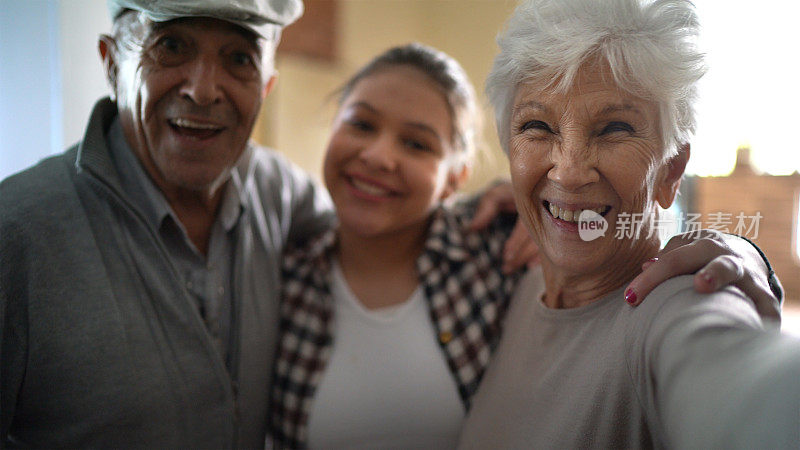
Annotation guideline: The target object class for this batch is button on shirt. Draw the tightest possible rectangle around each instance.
[107,118,243,369]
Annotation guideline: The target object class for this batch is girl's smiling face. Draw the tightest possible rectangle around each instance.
[323,65,462,240]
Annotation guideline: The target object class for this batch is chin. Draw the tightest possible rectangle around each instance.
[542,239,613,274]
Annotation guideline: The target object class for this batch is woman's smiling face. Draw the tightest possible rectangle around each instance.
[323,65,460,240]
[508,61,679,280]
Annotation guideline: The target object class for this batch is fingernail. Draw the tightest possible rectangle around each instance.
[700,271,713,284]
[625,288,637,305]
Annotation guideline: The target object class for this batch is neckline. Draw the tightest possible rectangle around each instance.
[331,259,422,323]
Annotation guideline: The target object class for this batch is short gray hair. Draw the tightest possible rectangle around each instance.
[486,0,706,157]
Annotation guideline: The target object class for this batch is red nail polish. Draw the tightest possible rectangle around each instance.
[648,257,659,263]
[701,272,713,283]
[625,289,637,305]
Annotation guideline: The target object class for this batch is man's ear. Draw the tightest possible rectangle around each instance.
[656,143,690,209]
[440,163,472,201]
[262,73,278,98]
[98,35,118,99]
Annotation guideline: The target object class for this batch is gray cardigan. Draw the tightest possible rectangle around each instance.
[0,98,333,448]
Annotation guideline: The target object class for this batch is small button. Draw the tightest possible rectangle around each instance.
[439,331,453,344]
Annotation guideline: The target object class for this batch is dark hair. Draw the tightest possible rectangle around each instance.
[339,43,480,165]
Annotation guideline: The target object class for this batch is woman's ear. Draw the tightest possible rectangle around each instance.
[656,143,690,209]
[98,35,118,100]
[440,163,472,201]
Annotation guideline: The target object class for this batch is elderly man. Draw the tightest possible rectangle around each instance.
[0,0,332,447]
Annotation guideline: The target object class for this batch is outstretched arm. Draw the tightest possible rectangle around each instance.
[625,230,782,323]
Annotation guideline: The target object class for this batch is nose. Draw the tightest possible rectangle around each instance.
[359,133,398,171]
[179,54,224,106]
[547,135,600,191]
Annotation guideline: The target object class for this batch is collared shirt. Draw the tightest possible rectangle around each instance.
[1,97,335,448]
[269,200,526,448]
[107,118,243,368]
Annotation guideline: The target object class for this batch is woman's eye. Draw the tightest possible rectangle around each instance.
[600,121,635,134]
[348,120,373,132]
[403,139,429,151]
[520,120,552,133]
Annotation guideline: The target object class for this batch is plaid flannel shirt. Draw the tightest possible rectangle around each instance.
[269,201,525,448]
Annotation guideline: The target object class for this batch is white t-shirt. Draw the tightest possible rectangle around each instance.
[306,261,464,449]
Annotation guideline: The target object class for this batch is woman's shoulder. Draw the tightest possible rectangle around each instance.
[626,275,764,351]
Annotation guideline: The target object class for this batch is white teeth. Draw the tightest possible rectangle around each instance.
[548,203,606,223]
[171,118,222,130]
[351,178,390,196]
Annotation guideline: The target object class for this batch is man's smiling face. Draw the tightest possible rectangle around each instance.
[106,14,275,196]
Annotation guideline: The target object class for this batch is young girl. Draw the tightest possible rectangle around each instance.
[268,43,782,449]
[270,44,502,448]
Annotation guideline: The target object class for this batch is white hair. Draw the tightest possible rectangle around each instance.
[486,0,706,158]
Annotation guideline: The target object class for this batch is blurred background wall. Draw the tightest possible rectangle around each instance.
[1,0,798,308]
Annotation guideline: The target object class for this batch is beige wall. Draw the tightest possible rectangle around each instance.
[253,0,519,192]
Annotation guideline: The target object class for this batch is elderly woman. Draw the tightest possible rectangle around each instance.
[458,0,799,448]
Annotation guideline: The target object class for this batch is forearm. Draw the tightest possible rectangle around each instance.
[643,286,799,448]
[657,328,800,448]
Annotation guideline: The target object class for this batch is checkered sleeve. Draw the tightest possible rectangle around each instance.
[269,232,336,449]
[418,200,525,408]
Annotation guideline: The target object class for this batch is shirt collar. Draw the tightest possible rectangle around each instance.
[422,204,471,262]
[107,117,173,229]
[296,203,471,270]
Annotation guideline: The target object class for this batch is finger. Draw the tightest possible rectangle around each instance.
[660,229,721,253]
[502,221,535,271]
[625,240,717,306]
[696,256,781,324]
[527,253,542,269]
[693,255,744,294]
[503,232,539,274]
[469,194,501,231]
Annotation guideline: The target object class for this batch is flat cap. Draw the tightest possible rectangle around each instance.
[107,0,304,38]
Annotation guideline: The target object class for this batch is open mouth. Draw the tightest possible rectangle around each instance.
[347,175,397,198]
[168,118,224,139]
[543,200,611,223]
